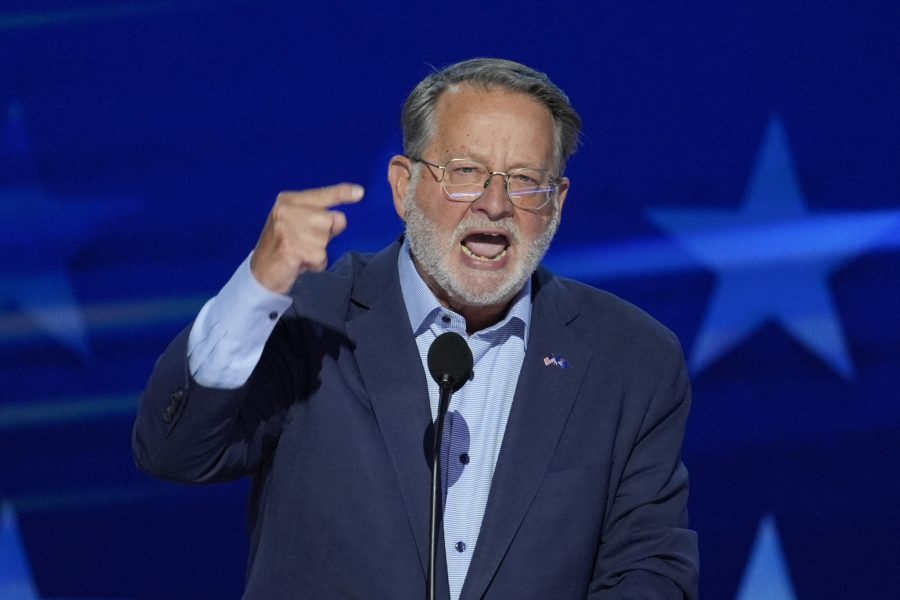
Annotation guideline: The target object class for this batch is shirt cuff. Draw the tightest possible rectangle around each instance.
[187,253,294,389]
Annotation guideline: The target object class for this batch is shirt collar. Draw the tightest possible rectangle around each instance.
[398,238,532,348]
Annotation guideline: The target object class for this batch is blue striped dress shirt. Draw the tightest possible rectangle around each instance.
[398,239,531,600]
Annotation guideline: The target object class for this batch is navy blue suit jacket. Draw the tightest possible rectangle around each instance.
[133,241,698,599]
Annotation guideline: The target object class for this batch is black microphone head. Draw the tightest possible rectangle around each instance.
[427,332,473,393]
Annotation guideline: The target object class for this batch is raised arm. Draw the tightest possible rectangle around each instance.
[132,184,363,483]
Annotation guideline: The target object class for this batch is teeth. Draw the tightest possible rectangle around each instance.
[461,244,508,262]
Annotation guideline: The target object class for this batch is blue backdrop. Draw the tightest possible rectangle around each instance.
[2,2,899,598]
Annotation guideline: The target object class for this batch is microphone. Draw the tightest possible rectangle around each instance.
[425,332,472,600]
[427,331,473,394]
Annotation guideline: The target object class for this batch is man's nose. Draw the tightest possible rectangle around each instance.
[471,173,514,220]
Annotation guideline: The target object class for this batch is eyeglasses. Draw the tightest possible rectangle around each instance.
[409,157,560,211]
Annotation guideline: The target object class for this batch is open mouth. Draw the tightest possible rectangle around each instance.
[460,232,510,262]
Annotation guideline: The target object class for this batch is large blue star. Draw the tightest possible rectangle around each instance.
[647,116,900,379]
[0,102,133,356]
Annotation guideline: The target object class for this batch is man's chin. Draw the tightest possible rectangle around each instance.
[446,268,526,308]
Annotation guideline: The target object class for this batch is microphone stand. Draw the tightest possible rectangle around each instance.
[425,331,471,600]
[427,375,454,600]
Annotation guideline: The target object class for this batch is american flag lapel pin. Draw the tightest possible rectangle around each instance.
[543,353,569,369]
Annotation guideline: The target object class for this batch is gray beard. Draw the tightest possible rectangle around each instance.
[403,179,559,308]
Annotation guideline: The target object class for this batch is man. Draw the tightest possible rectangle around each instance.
[133,58,699,599]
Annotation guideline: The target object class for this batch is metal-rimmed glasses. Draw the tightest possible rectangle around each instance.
[410,157,560,211]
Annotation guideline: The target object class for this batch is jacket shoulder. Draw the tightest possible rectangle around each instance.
[540,270,684,359]
[287,249,373,305]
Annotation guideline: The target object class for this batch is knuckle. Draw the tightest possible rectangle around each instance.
[303,251,328,272]
[307,211,331,230]
[331,213,347,234]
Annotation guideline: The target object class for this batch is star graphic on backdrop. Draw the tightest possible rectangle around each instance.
[0,504,39,600]
[0,101,134,356]
[734,514,797,600]
[647,115,900,379]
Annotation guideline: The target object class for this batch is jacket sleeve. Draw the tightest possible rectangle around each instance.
[588,338,699,599]
[132,318,303,484]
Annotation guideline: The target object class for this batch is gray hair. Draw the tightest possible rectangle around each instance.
[401,58,582,176]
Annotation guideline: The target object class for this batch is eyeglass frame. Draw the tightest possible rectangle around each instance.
[408,156,562,211]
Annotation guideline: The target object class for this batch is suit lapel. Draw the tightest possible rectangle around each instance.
[461,271,592,600]
[344,243,436,579]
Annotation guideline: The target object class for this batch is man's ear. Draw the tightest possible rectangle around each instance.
[555,176,570,213]
[388,155,412,219]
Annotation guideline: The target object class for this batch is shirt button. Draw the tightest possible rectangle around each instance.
[441,315,451,324]
[459,453,470,465]
[455,541,466,553]
[268,311,278,320]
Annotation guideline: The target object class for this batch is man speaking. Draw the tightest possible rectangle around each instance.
[133,58,699,599]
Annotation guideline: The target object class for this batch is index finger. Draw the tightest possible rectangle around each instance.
[280,183,365,208]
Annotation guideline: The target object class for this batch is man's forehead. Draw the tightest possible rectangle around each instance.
[429,84,556,161]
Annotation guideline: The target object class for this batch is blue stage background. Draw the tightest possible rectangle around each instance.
[2,2,899,598]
